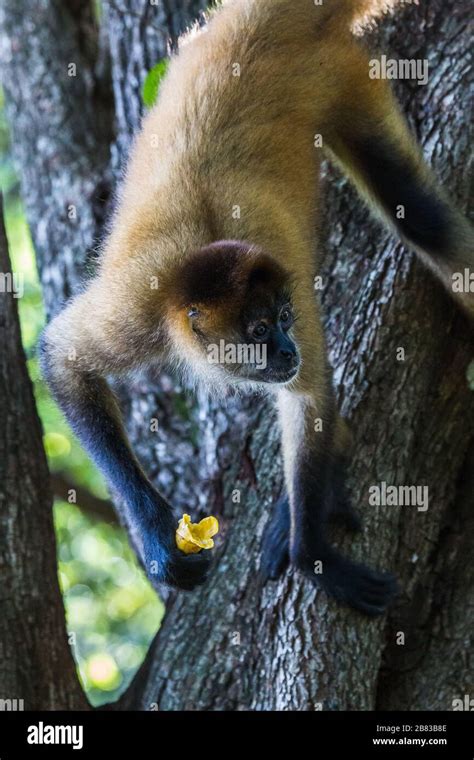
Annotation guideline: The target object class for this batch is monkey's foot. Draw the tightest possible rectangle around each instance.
[295,545,399,616]
[259,495,290,583]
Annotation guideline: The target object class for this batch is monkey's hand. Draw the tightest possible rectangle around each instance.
[142,536,211,591]
[140,510,211,591]
[293,543,399,617]
[166,549,212,591]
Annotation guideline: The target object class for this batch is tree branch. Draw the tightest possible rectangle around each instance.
[0,197,88,709]
[51,472,117,524]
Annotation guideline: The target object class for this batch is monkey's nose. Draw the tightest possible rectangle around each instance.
[280,348,298,365]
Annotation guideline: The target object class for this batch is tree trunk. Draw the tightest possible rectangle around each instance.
[0,0,472,711]
[0,200,87,710]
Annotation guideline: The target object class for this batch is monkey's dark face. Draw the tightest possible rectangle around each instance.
[172,241,300,386]
[238,290,300,384]
[187,289,300,386]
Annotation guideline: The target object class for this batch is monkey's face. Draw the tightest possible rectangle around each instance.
[169,240,300,387]
[239,290,300,384]
[187,289,300,386]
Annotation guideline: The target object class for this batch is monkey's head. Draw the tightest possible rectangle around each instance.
[167,241,300,387]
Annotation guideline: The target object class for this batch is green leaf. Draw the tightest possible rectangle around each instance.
[142,60,169,109]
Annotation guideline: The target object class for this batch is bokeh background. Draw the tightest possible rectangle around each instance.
[1,90,163,706]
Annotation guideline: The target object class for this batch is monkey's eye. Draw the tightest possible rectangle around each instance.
[280,307,293,325]
[188,306,199,319]
[253,323,269,340]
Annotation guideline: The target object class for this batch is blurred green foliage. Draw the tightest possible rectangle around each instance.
[55,502,164,704]
[1,92,163,707]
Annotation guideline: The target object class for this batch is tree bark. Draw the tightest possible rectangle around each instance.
[117,0,474,712]
[0,200,88,710]
[0,0,472,711]
[0,0,114,313]
[105,0,208,166]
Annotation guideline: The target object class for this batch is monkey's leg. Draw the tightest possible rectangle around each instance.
[40,286,210,592]
[326,458,362,533]
[274,297,397,614]
[325,416,362,532]
[260,418,359,584]
[279,382,397,615]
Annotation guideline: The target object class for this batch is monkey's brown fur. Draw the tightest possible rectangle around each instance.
[42,0,473,614]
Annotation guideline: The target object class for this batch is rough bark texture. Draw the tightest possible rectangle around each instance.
[0,201,88,710]
[105,0,207,166]
[0,0,472,710]
[0,0,114,314]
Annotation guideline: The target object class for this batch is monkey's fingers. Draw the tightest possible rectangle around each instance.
[167,551,212,591]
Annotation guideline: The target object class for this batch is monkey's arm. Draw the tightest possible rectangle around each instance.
[277,382,397,616]
[40,285,209,591]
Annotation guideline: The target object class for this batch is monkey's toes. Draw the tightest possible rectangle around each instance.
[298,548,399,616]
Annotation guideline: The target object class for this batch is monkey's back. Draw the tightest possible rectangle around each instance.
[102,0,399,276]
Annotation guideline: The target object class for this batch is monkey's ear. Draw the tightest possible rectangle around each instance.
[246,256,290,293]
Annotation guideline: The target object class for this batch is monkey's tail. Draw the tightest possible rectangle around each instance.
[321,22,474,317]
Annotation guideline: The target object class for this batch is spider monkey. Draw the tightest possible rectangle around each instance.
[41,0,473,615]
